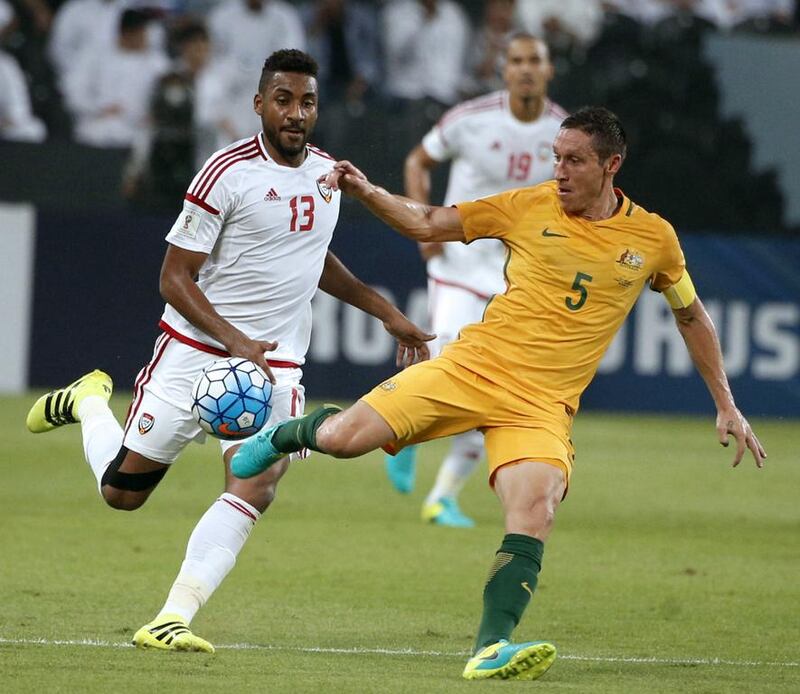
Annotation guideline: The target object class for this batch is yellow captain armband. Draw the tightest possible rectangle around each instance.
[662,271,697,309]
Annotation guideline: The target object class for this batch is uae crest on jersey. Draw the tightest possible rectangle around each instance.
[317,175,333,203]
[138,413,155,435]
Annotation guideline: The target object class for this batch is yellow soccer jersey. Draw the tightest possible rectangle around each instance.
[445,180,686,415]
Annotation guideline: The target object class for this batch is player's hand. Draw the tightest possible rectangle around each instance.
[382,312,435,368]
[326,160,370,198]
[418,241,444,261]
[716,406,766,468]
[225,334,279,384]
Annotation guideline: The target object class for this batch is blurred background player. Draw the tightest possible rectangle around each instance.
[385,33,567,528]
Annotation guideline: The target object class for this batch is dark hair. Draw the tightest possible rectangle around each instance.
[173,21,209,46]
[119,8,150,33]
[561,107,627,162]
[258,49,319,93]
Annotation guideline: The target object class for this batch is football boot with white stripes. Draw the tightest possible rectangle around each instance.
[26,369,112,433]
[132,614,215,653]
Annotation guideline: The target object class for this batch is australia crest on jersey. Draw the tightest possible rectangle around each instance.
[615,248,645,272]
[316,174,333,203]
[138,413,155,435]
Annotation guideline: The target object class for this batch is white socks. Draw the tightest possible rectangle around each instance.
[425,429,484,504]
[78,395,123,490]
[157,493,260,624]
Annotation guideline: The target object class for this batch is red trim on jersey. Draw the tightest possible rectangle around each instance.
[221,496,258,521]
[184,193,220,215]
[195,147,260,203]
[158,320,301,369]
[428,276,493,301]
[290,387,298,416]
[307,144,336,161]
[256,132,269,160]
[191,140,256,198]
[191,141,259,202]
[438,93,504,130]
[124,333,173,435]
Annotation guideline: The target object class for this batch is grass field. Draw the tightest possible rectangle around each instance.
[1,393,798,693]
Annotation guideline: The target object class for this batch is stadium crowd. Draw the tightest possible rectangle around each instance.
[1,0,797,228]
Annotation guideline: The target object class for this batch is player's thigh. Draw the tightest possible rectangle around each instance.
[483,425,574,491]
[100,447,170,510]
[360,357,488,451]
[123,336,211,465]
[428,281,488,354]
[221,376,305,510]
[492,459,567,539]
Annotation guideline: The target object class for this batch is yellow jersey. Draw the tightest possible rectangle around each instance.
[445,180,685,416]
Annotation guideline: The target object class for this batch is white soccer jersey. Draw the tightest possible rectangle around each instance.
[422,91,567,296]
[161,132,341,366]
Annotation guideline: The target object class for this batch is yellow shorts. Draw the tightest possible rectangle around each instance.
[360,356,575,486]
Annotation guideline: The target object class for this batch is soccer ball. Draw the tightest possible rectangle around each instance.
[191,357,273,440]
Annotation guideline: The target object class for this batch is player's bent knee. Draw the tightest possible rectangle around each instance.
[101,487,149,511]
[99,446,168,509]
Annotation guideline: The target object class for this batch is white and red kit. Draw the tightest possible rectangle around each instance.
[124,133,341,463]
[421,91,566,352]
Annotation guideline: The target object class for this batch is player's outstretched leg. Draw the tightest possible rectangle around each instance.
[132,614,215,653]
[26,369,112,433]
[231,404,342,478]
[384,445,417,494]
[462,640,556,680]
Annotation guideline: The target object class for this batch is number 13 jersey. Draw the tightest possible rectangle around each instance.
[161,133,341,365]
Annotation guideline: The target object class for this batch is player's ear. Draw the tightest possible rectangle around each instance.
[606,153,623,175]
[254,93,263,115]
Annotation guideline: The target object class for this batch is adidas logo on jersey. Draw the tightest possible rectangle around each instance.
[264,187,282,201]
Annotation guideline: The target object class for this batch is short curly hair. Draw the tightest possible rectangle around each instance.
[258,49,319,93]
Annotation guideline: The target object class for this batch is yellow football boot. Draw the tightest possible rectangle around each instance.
[462,639,556,680]
[132,614,215,653]
[26,369,113,433]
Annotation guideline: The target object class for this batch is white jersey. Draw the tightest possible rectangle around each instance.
[161,132,341,366]
[422,91,567,296]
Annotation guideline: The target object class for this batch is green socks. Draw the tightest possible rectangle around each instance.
[270,404,341,453]
[474,533,544,653]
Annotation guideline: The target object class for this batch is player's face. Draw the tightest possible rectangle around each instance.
[503,38,553,101]
[553,128,619,215]
[255,72,319,165]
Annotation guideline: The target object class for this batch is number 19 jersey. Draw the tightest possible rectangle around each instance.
[160,133,341,365]
[422,91,566,296]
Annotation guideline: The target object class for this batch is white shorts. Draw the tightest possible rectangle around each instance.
[427,278,492,357]
[122,333,306,464]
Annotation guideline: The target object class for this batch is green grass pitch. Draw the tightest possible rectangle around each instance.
[1,393,798,692]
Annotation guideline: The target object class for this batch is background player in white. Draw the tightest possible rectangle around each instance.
[25,49,432,652]
[386,34,567,528]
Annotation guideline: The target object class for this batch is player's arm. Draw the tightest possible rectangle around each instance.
[318,250,435,367]
[159,244,278,382]
[404,144,444,260]
[666,279,766,468]
[327,160,465,244]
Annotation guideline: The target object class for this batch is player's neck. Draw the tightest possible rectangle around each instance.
[262,134,308,168]
[508,94,545,123]
[580,187,622,222]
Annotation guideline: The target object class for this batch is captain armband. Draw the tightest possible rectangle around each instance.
[662,271,697,309]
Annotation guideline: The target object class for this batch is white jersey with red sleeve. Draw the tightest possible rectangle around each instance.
[160,132,341,366]
[421,91,567,297]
